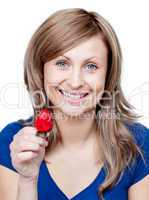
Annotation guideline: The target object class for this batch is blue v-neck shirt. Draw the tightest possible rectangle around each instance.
[0,118,149,200]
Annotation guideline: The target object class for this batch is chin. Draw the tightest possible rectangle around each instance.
[57,103,95,118]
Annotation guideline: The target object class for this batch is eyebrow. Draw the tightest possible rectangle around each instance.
[58,55,100,62]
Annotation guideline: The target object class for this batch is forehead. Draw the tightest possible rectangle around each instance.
[60,34,108,61]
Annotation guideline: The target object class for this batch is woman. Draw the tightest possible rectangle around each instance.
[0,8,149,200]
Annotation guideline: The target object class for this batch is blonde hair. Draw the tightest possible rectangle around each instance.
[21,8,144,199]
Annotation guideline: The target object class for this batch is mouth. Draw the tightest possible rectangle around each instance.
[56,88,89,105]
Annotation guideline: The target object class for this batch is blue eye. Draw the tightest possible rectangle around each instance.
[86,63,97,71]
[56,60,68,70]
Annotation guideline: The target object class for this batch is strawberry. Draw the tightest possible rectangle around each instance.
[34,108,53,139]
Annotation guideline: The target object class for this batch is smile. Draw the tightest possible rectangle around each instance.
[57,89,89,105]
[59,89,88,98]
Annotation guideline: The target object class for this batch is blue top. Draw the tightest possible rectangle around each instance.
[0,118,149,200]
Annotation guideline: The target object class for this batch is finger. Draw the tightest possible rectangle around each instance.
[16,151,39,162]
[22,127,38,137]
[13,126,37,140]
[10,138,48,155]
[13,127,48,145]
[23,134,48,147]
[13,141,44,153]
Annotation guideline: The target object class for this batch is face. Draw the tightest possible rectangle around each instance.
[44,34,108,117]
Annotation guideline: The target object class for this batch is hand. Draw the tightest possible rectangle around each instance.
[9,126,48,179]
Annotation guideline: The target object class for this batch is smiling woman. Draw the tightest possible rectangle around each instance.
[0,7,149,200]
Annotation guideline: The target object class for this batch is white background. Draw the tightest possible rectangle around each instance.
[0,0,149,130]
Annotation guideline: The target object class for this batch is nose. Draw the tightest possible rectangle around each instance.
[67,68,84,89]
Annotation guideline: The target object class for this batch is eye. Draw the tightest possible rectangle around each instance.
[55,60,68,70]
[85,63,98,71]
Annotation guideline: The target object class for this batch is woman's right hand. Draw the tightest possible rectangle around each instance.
[9,126,48,179]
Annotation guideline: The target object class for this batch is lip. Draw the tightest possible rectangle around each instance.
[57,87,89,96]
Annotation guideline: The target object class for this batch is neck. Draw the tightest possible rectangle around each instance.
[53,109,98,151]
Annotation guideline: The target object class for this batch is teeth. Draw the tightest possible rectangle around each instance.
[60,90,85,99]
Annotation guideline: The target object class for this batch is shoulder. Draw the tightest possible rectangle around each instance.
[125,122,149,199]
[0,116,33,142]
[124,121,149,147]
[0,121,22,141]
[124,121,149,166]
[123,121,149,187]
[124,121,149,134]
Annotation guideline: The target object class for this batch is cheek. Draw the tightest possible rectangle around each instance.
[87,72,106,92]
[44,66,64,88]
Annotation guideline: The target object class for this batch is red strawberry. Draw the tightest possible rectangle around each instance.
[34,108,53,138]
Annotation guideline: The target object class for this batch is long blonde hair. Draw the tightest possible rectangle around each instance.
[21,8,144,199]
